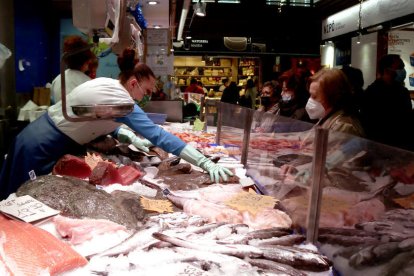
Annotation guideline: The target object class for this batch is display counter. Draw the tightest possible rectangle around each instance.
[213,101,414,275]
[1,102,413,275]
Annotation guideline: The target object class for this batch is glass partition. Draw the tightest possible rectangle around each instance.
[214,102,414,273]
[316,128,414,274]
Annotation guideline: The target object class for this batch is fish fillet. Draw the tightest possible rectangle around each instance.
[0,214,87,275]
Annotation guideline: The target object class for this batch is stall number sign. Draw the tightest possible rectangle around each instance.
[140,196,174,213]
[225,191,277,216]
[0,195,60,223]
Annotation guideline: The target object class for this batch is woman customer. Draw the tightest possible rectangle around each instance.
[305,68,364,136]
[0,49,232,199]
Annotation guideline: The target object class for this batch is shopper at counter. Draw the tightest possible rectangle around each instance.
[0,53,232,200]
[360,54,413,151]
[281,68,365,178]
[278,73,310,122]
[253,81,282,132]
[305,68,365,136]
[185,78,205,94]
[258,81,281,114]
[239,78,257,109]
[220,81,239,105]
[50,35,96,105]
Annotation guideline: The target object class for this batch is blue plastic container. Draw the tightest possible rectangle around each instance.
[147,113,167,124]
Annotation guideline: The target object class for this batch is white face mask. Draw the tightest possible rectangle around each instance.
[305,97,325,119]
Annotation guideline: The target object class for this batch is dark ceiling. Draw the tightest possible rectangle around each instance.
[51,0,360,54]
[171,0,360,54]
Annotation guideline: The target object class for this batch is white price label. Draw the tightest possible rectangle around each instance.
[0,195,60,223]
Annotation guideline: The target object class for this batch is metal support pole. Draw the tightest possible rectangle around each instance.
[215,102,222,145]
[306,126,329,244]
[240,108,253,166]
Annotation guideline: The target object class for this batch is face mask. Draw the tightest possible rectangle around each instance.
[281,94,292,102]
[305,98,325,119]
[136,94,151,108]
[395,69,406,84]
[260,96,271,107]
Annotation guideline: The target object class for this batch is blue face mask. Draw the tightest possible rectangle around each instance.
[395,68,407,84]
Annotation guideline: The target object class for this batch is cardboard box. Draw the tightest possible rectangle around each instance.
[33,87,50,106]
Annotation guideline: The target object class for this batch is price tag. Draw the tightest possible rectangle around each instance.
[225,191,278,216]
[140,196,174,213]
[0,195,60,223]
[239,177,255,188]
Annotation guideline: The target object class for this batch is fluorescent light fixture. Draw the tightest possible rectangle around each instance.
[147,1,159,5]
[391,22,414,30]
[153,25,161,29]
[194,2,206,17]
[218,0,241,3]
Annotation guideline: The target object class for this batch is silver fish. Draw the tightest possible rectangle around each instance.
[174,247,254,271]
[91,224,161,258]
[381,251,414,276]
[348,242,400,268]
[153,232,263,258]
[261,246,330,271]
[318,233,380,246]
[247,258,307,276]
[248,234,305,247]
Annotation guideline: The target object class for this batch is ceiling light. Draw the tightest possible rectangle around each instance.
[194,2,206,17]
[147,1,159,5]
[153,25,161,29]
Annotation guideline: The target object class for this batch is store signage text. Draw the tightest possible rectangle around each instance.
[190,39,209,48]
[323,20,346,35]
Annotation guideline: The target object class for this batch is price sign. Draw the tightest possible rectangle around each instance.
[140,196,174,213]
[0,195,60,223]
[225,191,278,216]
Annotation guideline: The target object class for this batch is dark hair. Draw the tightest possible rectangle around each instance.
[190,78,198,85]
[261,81,279,99]
[378,54,404,74]
[117,48,155,85]
[341,65,364,88]
[63,35,94,70]
[246,79,255,89]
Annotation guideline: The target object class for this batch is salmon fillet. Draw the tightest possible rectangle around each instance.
[0,214,88,275]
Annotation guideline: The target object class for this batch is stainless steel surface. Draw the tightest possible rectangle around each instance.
[71,104,134,119]
[142,100,183,122]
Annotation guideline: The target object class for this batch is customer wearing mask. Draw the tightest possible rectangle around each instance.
[305,68,364,136]
[258,81,281,114]
[281,68,365,180]
[360,54,413,151]
[278,73,310,122]
[254,81,281,132]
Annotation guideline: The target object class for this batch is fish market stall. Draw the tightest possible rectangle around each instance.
[2,102,414,275]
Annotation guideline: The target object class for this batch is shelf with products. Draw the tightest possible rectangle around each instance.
[237,57,261,86]
[174,56,238,90]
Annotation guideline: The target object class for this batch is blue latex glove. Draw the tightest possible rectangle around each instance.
[179,145,233,183]
[117,128,153,153]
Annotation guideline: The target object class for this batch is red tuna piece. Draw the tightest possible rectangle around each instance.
[118,165,143,185]
[89,161,122,185]
[52,154,92,179]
